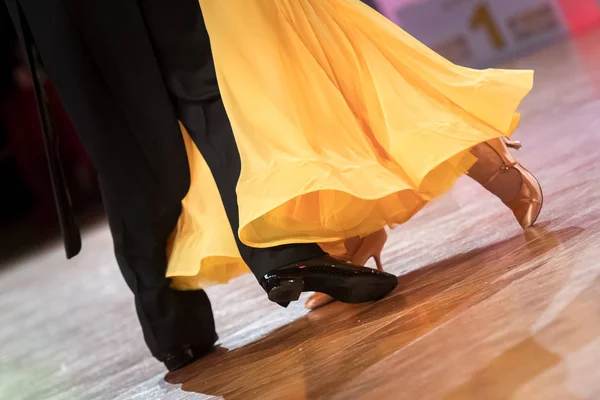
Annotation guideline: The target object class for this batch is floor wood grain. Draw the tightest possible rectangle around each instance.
[2,30,600,400]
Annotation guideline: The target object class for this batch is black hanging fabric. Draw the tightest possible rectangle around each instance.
[8,2,81,258]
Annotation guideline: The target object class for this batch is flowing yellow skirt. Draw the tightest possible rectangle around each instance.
[167,0,534,290]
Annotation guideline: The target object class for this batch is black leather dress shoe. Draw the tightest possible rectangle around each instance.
[260,255,398,306]
[162,342,216,372]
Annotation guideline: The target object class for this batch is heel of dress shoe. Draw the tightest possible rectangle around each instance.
[265,277,305,303]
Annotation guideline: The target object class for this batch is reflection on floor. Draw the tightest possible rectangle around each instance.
[2,30,600,400]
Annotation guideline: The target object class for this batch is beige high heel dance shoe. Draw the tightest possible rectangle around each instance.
[305,229,388,310]
[468,137,543,229]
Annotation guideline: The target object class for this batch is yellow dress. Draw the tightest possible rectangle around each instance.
[167,0,534,290]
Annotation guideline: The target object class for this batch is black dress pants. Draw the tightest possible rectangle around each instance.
[7,0,325,360]
[137,0,326,279]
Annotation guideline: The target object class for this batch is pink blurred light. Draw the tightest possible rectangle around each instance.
[556,0,600,35]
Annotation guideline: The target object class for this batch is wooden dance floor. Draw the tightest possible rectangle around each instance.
[2,31,600,400]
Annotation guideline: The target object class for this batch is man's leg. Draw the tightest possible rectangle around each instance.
[138,0,326,281]
[138,0,398,307]
[102,188,217,365]
[9,0,217,366]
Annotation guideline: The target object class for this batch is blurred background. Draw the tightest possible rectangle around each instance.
[0,0,599,258]
[0,2,101,262]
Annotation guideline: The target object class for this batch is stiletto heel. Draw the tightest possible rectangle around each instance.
[305,229,388,310]
[503,138,522,150]
[350,229,387,269]
[468,137,543,229]
[373,254,383,272]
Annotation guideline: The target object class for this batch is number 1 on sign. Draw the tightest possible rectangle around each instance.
[470,3,507,50]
